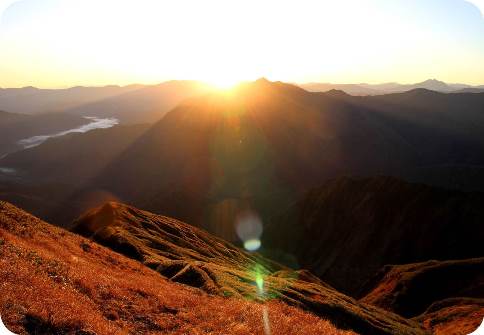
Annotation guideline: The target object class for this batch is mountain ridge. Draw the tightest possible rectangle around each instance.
[70,201,426,335]
[0,201,360,335]
[264,176,484,295]
[301,78,484,95]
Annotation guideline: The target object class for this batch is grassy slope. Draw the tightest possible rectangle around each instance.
[0,201,354,335]
[416,298,484,335]
[71,202,425,335]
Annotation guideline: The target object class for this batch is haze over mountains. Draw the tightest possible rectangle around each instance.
[0,81,210,157]
[0,85,142,115]
[301,79,484,96]
[2,78,482,120]
[0,81,210,123]
[2,79,484,223]
[1,78,482,158]
[0,110,88,156]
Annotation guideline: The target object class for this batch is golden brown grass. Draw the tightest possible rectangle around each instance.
[415,298,484,335]
[0,201,355,335]
[70,202,426,335]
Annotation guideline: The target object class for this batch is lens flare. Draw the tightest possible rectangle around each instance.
[262,307,272,335]
[252,265,271,335]
[238,213,271,334]
[244,239,261,251]
[256,273,264,295]
[235,210,263,251]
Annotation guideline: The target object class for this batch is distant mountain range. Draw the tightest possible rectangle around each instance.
[301,79,484,95]
[0,85,141,115]
[1,79,483,123]
[2,79,484,227]
[0,81,211,124]
[64,81,211,124]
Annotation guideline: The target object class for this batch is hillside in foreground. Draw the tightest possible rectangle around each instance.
[71,202,423,335]
[0,201,354,335]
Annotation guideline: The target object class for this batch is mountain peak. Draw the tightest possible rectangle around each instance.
[255,77,271,84]
[415,79,449,90]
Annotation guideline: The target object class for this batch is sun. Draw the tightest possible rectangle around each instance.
[204,75,243,90]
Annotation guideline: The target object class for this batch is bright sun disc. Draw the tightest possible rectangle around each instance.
[205,76,241,90]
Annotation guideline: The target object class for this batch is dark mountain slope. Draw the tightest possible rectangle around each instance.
[83,79,415,238]
[0,110,29,124]
[263,177,484,296]
[360,258,484,335]
[323,89,484,191]
[361,258,484,317]
[71,201,426,335]
[0,124,151,228]
[1,124,149,183]
[0,201,358,335]
[337,90,484,170]
[3,80,484,237]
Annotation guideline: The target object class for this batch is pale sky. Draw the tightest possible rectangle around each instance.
[1,0,484,88]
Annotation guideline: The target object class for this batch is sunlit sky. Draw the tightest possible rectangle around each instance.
[0,0,484,88]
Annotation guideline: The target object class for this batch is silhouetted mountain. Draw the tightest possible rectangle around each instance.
[405,79,451,92]
[2,80,484,230]
[0,85,141,114]
[301,83,384,95]
[65,81,212,124]
[302,79,484,95]
[79,79,417,235]
[334,89,484,190]
[368,79,453,93]
[264,177,484,295]
[70,201,425,335]
[360,258,484,334]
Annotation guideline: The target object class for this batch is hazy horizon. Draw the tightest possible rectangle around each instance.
[1,0,484,88]
[1,77,484,90]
